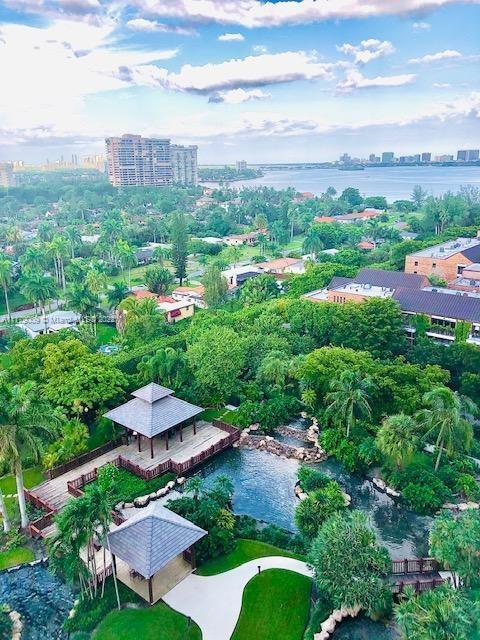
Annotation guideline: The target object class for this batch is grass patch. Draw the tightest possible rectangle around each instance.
[0,546,35,570]
[231,569,312,640]
[96,324,118,346]
[87,467,175,504]
[93,602,201,640]
[197,539,304,576]
[0,290,28,315]
[0,467,44,495]
[201,407,238,424]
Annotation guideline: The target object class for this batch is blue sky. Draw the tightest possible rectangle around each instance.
[0,0,479,164]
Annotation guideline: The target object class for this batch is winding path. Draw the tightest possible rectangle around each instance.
[163,556,313,640]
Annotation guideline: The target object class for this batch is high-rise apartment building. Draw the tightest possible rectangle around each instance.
[236,160,247,171]
[457,149,480,162]
[171,145,198,185]
[421,152,432,162]
[0,163,16,188]
[105,135,173,187]
[381,152,395,163]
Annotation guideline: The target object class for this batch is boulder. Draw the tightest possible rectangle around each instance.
[177,477,186,485]
[134,495,150,508]
[298,492,308,501]
[332,610,344,622]
[385,487,401,498]
[156,487,169,498]
[149,492,158,501]
[321,617,336,634]
[124,502,134,509]
[458,503,470,511]
[342,492,352,506]
[442,502,458,510]
[166,481,175,490]
[466,502,480,509]
[115,501,125,511]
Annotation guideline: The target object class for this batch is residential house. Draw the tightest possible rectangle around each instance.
[224,229,266,246]
[18,310,81,338]
[172,285,206,308]
[221,264,263,288]
[449,263,480,293]
[135,247,155,265]
[256,257,305,276]
[314,208,384,225]
[405,233,480,282]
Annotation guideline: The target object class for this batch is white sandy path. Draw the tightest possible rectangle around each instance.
[163,556,313,640]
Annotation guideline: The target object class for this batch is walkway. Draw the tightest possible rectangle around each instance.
[30,421,226,511]
[163,556,313,640]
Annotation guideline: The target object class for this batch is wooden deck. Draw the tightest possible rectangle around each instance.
[31,421,226,511]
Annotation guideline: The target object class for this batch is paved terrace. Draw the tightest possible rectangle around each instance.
[30,421,225,511]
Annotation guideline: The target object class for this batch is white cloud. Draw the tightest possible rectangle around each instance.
[253,45,267,54]
[412,21,431,29]
[120,51,338,94]
[0,19,178,132]
[337,68,416,91]
[126,18,197,35]
[409,49,462,63]
[218,33,244,41]
[209,88,270,103]
[337,39,395,64]
[433,82,451,88]
[128,0,480,28]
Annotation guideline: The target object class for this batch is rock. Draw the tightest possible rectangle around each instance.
[321,617,336,634]
[124,502,134,509]
[342,492,352,506]
[466,501,480,509]
[149,492,158,500]
[385,486,401,498]
[266,435,273,441]
[314,632,330,640]
[115,501,125,510]
[134,495,150,508]
[259,439,266,447]
[156,487,168,498]
[373,478,386,491]
[442,502,458,510]
[177,477,186,485]
[298,492,308,501]
[458,503,470,511]
[332,610,344,622]
[166,481,175,490]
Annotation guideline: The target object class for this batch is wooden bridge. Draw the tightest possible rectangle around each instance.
[390,557,447,594]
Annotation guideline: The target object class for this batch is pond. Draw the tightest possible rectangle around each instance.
[200,447,432,558]
[0,563,74,640]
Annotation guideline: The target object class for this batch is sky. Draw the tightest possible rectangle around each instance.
[0,0,479,164]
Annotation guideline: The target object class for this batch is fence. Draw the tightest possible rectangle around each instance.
[28,511,57,538]
[391,558,439,575]
[392,577,445,595]
[45,437,124,480]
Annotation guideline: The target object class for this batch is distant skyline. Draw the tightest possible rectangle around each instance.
[0,0,479,164]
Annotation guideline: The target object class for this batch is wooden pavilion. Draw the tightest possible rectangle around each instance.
[106,501,207,604]
[104,383,204,459]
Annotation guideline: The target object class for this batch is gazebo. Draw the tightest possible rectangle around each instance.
[106,502,207,603]
[104,383,204,458]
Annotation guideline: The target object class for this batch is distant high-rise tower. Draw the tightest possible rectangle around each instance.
[421,152,431,162]
[457,149,479,162]
[105,135,173,187]
[171,145,198,185]
[236,160,247,172]
[381,152,395,163]
[0,163,16,188]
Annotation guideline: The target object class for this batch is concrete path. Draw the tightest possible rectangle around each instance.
[163,556,313,640]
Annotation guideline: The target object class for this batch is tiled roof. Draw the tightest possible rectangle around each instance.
[256,258,301,270]
[104,385,203,438]
[108,502,207,579]
[462,245,480,262]
[354,268,428,289]
[394,288,480,323]
[327,276,353,290]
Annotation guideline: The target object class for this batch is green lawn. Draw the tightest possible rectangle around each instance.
[96,323,118,346]
[197,539,304,576]
[0,290,28,315]
[231,569,312,640]
[0,546,35,570]
[0,467,44,495]
[93,602,201,640]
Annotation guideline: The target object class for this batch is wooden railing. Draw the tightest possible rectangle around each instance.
[391,558,439,575]
[66,425,241,495]
[45,437,124,480]
[24,489,56,513]
[392,577,445,595]
[28,511,57,538]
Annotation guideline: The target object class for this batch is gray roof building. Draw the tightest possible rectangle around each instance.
[104,383,204,457]
[108,502,207,580]
[394,288,480,324]
[354,268,428,290]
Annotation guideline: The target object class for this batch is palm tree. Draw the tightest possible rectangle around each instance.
[65,226,82,259]
[324,370,373,438]
[0,382,60,528]
[0,486,11,532]
[106,282,129,309]
[20,245,47,273]
[302,228,324,260]
[48,235,69,291]
[417,387,475,471]
[138,347,187,388]
[19,271,57,327]
[185,476,203,502]
[115,240,137,289]
[376,414,418,470]
[66,283,99,320]
[0,257,12,321]
[256,351,290,389]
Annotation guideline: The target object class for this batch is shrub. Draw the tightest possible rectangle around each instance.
[0,605,12,640]
[295,481,347,539]
[86,466,175,504]
[297,466,330,492]
[455,474,480,501]
[42,419,89,470]
[402,480,451,514]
